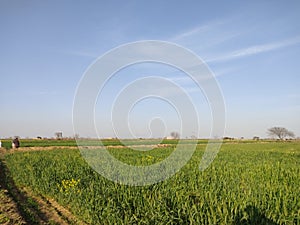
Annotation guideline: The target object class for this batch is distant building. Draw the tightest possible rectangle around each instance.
[55,132,63,140]
[165,136,175,140]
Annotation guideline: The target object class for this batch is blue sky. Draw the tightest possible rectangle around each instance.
[1,1,300,139]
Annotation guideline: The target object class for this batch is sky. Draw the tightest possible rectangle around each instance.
[0,0,300,139]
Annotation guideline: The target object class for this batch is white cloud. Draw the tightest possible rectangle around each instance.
[61,49,99,58]
[208,36,300,63]
[168,17,244,52]
[170,20,226,42]
[35,90,58,96]
[171,25,210,41]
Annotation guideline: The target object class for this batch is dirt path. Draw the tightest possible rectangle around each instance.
[0,188,26,225]
[0,148,86,225]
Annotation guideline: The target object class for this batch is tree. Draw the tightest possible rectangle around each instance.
[170,131,180,139]
[286,130,295,139]
[267,127,295,140]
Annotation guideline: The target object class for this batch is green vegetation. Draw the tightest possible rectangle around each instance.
[4,142,300,224]
[0,137,280,149]
[1,138,177,148]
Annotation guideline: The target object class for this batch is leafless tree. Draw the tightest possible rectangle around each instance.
[267,127,295,140]
[286,131,295,139]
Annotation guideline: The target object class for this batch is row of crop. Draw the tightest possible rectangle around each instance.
[4,142,300,224]
[1,138,291,149]
[1,138,179,148]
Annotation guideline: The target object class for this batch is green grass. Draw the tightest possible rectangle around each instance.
[4,142,300,224]
[1,137,276,149]
[1,138,181,148]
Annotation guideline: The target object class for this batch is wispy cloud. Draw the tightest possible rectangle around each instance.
[170,20,226,42]
[35,90,58,96]
[60,49,99,58]
[166,64,236,83]
[208,36,300,63]
[168,16,245,52]
[47,46,99,58]
[170,25,211,42]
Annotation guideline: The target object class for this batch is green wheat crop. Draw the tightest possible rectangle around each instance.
[4,142,300,224]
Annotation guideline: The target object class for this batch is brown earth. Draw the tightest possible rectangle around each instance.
[0,188,26,225]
